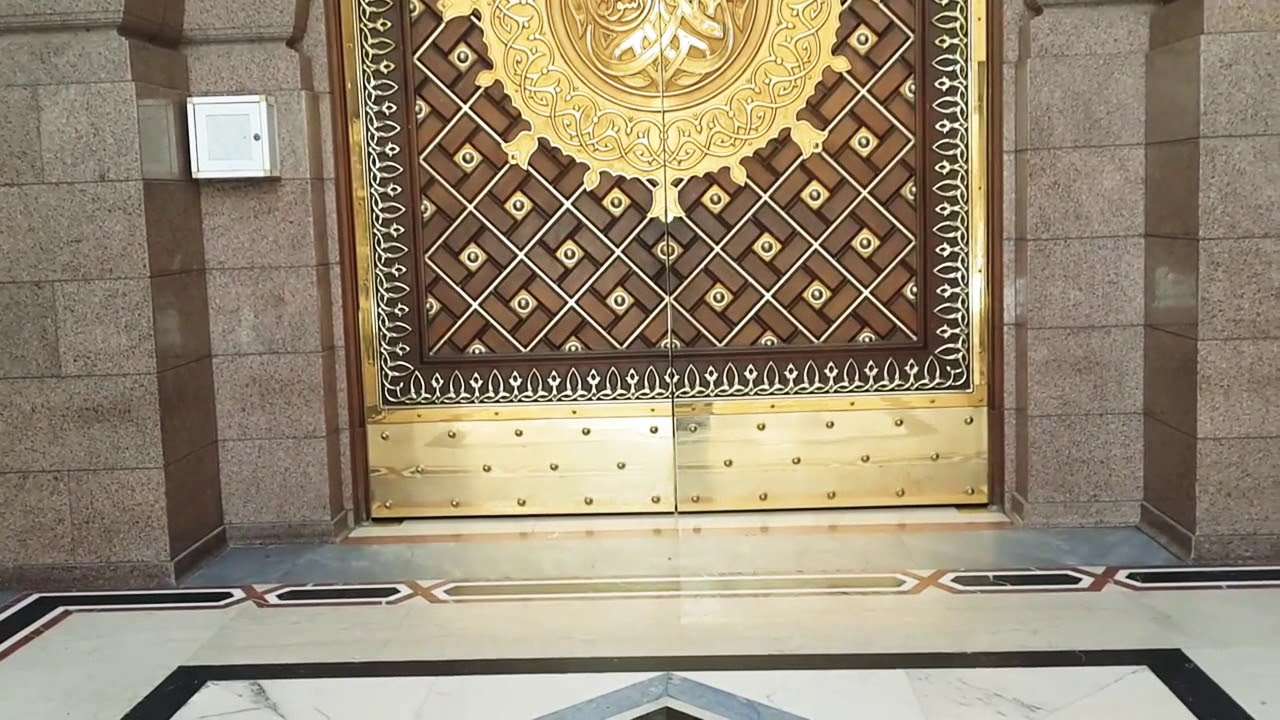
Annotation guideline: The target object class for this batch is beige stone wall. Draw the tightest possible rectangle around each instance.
[184,0,350,544]
[1006,0,1152,526]
[1142,0,1280,561]
[0,1,222,587]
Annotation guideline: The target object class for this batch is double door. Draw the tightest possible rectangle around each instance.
[340,0,991,516]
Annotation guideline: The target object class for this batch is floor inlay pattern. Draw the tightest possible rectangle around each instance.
[0,566,1276,719]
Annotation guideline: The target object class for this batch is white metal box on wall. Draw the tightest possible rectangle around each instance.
[186,95,280,179]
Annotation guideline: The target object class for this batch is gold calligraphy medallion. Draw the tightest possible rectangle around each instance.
[436,0,851,217]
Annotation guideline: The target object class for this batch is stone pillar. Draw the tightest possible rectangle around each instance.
[0,1,223,587]
[184,0,350,543]
[1008,0,1151,525]
[1142,0,1280,561]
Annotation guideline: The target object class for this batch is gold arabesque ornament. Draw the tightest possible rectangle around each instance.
[436,0,851,217]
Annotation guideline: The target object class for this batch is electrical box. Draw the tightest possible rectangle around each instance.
[186,95,279,179]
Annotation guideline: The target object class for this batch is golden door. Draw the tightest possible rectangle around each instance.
[338,0,992,517]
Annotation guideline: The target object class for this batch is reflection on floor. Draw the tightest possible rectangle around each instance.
[3,517,1274,719]
[183,523,1181,588]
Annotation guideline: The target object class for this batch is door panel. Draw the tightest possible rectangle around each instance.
[342,0,990,517]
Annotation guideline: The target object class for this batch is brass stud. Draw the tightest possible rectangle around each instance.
[803,280,831,309]
[584,496,594,506]
[382,500,393,509]
[861,454,871,463]
[752,232,781,262]
[379,431,390,440]
[691,494,701,503]
[517,498,527,507]
[964,416,975,425]
[688,424,699,433]
[415,465,425,474]
[724,459,733,467]
[801,180,829,210]
[931,452,940,461]
[965,486,976,496]
[508,291,538,318]
[450,498,460,508]
[849,127,881,159]
[851,229,881,258]
[482,464,492,473]
[447,430,457,439]
[825,420,835,429]
[650,426,659,434]
[458,242,488,271]
[827,490,837,500]
[756,422,766,431]
[758,492,769,501]
[894,418,904,426]
[550,462,559,471]
[791,457,801,465]
[514,429,524,437]
[582,427,591,436]
[617,461,627,470]
[651,495,662,504]
[896,488,906,498]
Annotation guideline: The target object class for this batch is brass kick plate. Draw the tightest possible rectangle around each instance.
[367,406,988,517]
[368,416,676,518]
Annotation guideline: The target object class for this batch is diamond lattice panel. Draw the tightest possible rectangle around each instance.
[665,0,918,350]
[412,9,673,357]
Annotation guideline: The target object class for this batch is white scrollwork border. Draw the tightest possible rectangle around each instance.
[352,0,976,407]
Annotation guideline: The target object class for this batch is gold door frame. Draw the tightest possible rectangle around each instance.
[334,0,994,517]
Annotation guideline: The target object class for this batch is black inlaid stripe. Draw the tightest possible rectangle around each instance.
[273,586,404,603]
[1126,568,1280,586]
[0,590,236,648]
[950,572,1086,588]
[122,650,1255,720]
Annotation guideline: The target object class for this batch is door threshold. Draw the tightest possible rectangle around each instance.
[344,506,1011,543]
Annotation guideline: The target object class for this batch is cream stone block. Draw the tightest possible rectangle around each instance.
[208,266,328,355]
[0,282,59,378]
[1199,136,1280,239]
[1025,146,1144,239]
[1145,235,1198,338]
[0,182,150,282]
[1196,437,1280,535]
[1026,326,1143,415]
[1026,413,1143,503]
[1145,37,1201,144]
[1201,32,1280,137]
[55,279,156,376]
[202,180,325,268]
[1025,54,1145,148]
[1197,338,1280,438]
[1024,237,1143,328]
[38,82,141,183]
[219,437,336,524]
[69,469,169,563]
[1199,238,1280,340]
[1026,3,1151,57]
[0,86,42,183]
[213,352,334,440]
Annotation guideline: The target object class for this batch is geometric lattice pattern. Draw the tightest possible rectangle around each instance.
[412,0,917,356]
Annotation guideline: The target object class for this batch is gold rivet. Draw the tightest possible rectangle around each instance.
[825,420,835,429]
[691,494,701,503]
[447,430,457,439]
[482,464,492,473]
[724,459,733,467]
[896,488,906,498]
[688,424,698,433]
[650,426,659,434]
[550,462,559,471]
[965,486,976,496]
[894,418,904,427]
[582,427,591,435]
[827,490,836,499]
[758,492,768,501]
[584,496,594,505]
[414,464,424,474]
[861,454,871,463]
[517,498,527,506]
[380,431,390,440]
[756,422,766,431]
[617,461,627,470]
[651,495,661,504]
[382,500,392,509]
[792,457,801,465]
[964,416,974,425]
[450,498,459,508]
[515,429,523,437]
[931,453,940,461]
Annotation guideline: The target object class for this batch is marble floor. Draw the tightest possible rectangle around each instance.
[2,517,1275,719]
